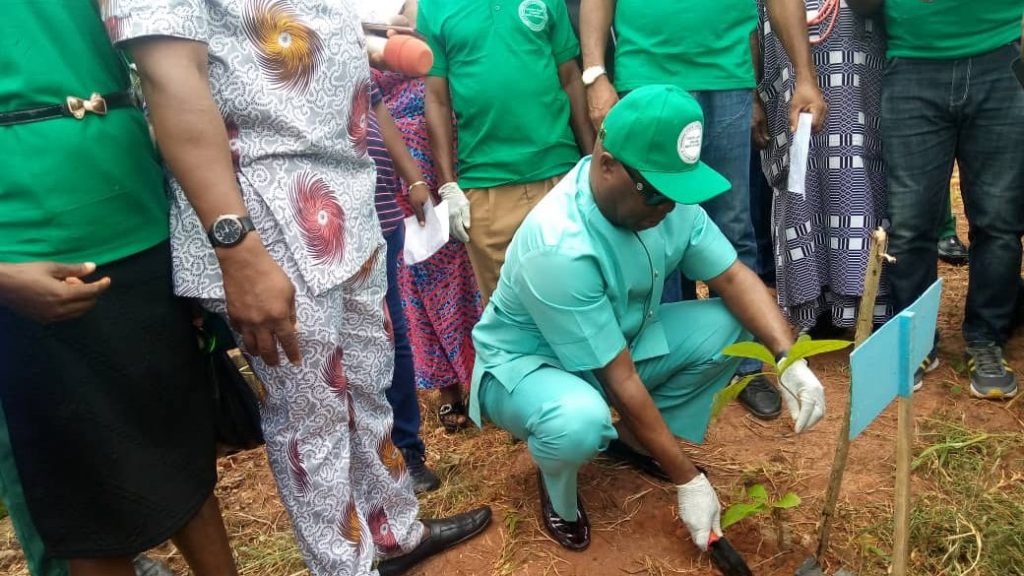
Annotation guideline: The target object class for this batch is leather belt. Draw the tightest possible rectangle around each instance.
[0,91,136,127]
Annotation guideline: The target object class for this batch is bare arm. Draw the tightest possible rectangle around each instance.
[764,0,828,131]
[706,261,794,357]
[424,76,458,185]
[580,0,614,70]
[374,100,429,223]
[580,0,619,128]
[751,30,769,149]
[594,348,701,485]
[129,37,300,366]
[559,59,596,155]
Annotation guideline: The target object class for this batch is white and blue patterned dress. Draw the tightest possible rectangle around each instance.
[757,1,891,329]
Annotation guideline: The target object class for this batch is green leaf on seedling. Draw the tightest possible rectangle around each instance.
[773,492,802,509]
[722,341,777,367]
[721,502,766,529]
[778,339,853,373]
[710,374,759,420]
[747,483,769,504]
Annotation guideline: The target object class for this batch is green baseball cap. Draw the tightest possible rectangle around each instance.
[601,85,731,204]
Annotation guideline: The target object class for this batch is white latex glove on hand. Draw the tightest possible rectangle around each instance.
[676,473,722,551]
[778,358,826,433]
[439,181,471,243]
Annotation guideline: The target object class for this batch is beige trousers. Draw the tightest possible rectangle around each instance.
[465,174,563,307]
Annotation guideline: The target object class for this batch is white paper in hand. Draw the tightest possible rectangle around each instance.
[787,112,813,198]
[403,200,450,265]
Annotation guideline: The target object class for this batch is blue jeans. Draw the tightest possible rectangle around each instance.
[383,225,426,457]
[663,89,759,374]
[749,146,776,285]
[883,43,1024,345]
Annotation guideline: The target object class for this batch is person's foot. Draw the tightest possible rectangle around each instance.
[737,374,782,420]
[401,448,441,494]
[132,555,175,576]
[937,236,969,266]
[603,438,670,482]
[537,470,590,551]
[913,347,940,391]
[965,343,1018,400]
[437,387,470,433]
[376,507,492,576]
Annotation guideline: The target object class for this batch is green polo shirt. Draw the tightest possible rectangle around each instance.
[468,157,737,423]
[613,0,758,93]
[885,0,1023,60]
[0,0,168,265]
[418,0,582,189]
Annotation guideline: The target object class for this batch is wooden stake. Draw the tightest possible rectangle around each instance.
[892,394,914,576]
[816,228,892,561]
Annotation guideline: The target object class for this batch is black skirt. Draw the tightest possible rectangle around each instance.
[0,242,217,558]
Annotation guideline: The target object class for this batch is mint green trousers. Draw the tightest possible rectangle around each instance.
[479,300,748,521]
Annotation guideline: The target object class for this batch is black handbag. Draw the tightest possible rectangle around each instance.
[195,309,266,453]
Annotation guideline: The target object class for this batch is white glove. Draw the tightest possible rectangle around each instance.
[676,473,722,551]
[778,357,826,434]
[439,182,471,243]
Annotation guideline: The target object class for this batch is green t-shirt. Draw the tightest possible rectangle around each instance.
[613,0,758,93]
[419,0,582,189]
[0,0,168,265]
[885,0,1023,60]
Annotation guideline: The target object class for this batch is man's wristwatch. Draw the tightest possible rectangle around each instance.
[208,214,255,248]
[581,65,607,87]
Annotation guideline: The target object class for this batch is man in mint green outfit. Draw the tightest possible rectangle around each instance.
[470,86,827,553]
[579,0,827,421]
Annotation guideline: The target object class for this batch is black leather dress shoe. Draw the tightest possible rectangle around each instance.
[376,506,492,576]
[737,374,782,420]
[537,470,590,551]
[603,439,671,482]
[937,235,969,266]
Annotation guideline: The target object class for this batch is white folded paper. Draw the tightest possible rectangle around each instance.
[787,112,813,197]
[403,200,450,265]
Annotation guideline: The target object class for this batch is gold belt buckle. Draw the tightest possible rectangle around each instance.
[66,93,108,120]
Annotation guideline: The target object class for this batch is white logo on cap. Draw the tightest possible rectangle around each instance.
[678,121,703,164]
[519,0,548,32]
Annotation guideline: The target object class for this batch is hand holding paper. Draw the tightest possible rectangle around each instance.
[403,200,450,265]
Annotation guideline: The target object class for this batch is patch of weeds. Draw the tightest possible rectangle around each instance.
[0,501,6,521]
[234,532,306,576]
[494,511,523,576]
[862,417,1024,575]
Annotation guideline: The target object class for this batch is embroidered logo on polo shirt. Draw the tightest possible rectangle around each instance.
[518,0,548,32]
[678,121,703,165]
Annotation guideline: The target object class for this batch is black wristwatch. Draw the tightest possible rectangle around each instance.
[207,215,255,248]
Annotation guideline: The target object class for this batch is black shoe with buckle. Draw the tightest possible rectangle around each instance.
[537,470,590,551]
[737,374,782,420]
[376,507,492,576]
[937,236,969,266]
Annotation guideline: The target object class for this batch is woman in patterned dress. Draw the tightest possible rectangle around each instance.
[755,1,890,332]
[373,0,482,431]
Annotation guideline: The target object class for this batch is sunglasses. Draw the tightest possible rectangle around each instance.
[621,163,674,206]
